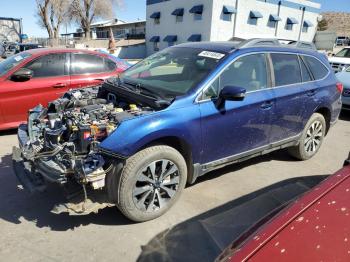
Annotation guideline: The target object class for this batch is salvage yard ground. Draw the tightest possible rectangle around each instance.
[0,112,349,262]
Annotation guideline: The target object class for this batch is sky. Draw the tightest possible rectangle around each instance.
[0,0,349,37]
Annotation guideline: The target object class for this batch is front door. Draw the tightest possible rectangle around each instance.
[1,53,70,126]
[199,53,275,164]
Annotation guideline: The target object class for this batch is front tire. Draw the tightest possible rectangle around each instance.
[112,145,187,222]
[288,113,326,160]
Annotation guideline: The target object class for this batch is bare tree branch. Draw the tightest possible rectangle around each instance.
[70,0,124,40]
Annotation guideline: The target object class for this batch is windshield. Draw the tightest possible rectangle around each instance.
[0,52,31,76]
[121,47,226,96]
[335,48,350,58]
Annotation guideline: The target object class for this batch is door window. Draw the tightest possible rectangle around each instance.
[299,56,313,82]
[303,56,329,80]
[271,53,301,86]
[202,53,268,99]
[25,53,67,78]
[72,54,105,74]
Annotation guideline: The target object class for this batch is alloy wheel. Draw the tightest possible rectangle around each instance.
[304,120,323,154]
[133,159,180,212]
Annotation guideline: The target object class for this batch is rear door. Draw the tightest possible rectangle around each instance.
[69,53,118,90]
[268,53,311,143]
[1,52,70,125]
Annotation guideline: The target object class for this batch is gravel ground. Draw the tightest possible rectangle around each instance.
[0,112,349,262]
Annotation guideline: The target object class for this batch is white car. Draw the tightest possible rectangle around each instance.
[329,47,350,72]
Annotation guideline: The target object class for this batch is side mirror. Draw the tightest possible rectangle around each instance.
[219,86,246,101]
[11,68,33,82]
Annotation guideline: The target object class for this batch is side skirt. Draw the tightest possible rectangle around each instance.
[189,135,301,184]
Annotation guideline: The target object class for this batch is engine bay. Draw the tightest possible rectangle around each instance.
[21,81,156,190]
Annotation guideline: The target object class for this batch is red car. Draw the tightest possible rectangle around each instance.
[0,48,127,130]
[218,155,350,262]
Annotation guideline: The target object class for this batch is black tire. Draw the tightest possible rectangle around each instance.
[288,113,326,160]
[109,145,187,222]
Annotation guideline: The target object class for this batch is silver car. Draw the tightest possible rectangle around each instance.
[336,67,350,110]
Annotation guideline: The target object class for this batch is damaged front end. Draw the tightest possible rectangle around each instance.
[13,80,156,215]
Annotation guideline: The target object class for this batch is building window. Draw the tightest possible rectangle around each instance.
[194,13,202,21]
[302,20,313,33]
[248,11,263,26]
[286,17,298,31]
[176,15,183,23]
[163,35,177,47]
[172,8,184,23]
[150,36,160,51]
[189,5,203,21]
[268,14,281,28]
[222,5,236,21]
[154,42,160,51]
[150,12,161,25]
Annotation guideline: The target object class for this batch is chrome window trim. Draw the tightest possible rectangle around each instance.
[195,51,331,104]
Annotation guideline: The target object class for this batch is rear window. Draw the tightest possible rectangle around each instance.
[72,54,105,74]
[271,53,302,86]
[303,56,329,80]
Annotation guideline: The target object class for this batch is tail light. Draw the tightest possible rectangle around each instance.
[336,82,344,93]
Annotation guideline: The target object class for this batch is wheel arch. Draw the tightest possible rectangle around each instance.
[315,107,331,134]
[140,136,195,184]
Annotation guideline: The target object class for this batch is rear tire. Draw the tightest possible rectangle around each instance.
[109,145,187,222]
[288,113,326,160]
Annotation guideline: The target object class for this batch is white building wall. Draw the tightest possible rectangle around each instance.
[146,0,215,55]
[146,0,321,55]
[235,0,279,40]
[209,0,236,41]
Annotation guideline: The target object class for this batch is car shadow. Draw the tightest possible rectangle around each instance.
[0,129,17,136]
[0,153,132,231]
[195,149,295,184]
[339,110,350,121]
[137,175,329,262]
[0,148,301,232]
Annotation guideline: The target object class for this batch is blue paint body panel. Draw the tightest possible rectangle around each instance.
[100,43,341,167]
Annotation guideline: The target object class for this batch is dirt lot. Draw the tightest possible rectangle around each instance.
[0,112,350,262]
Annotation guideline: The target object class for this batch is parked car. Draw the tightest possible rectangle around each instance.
[328,47,350,72]
[0,48,126,130]
[336,67,350,111]
[217,153,350,262]
[13,39,342,222]
[336,36,350,46]
[1,43,43,59]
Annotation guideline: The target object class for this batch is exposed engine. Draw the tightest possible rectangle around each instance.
[21,83,154,190]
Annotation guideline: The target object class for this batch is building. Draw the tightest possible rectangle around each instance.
[146,0,321,55]
[0,17,22,42]
[63,19,146,40]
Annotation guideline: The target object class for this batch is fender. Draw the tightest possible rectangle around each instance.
[99,103,203,163]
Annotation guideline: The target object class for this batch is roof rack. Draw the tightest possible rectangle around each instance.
[237,38,317,51]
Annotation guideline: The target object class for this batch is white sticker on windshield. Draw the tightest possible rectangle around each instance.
[14,55,23,62]
[198,51,225,60]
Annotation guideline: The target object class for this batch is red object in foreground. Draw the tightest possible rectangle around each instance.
[0,48,125,130]
[219,158,350,262]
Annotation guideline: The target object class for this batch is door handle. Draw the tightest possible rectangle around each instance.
[53,83,67,88]
[307,90,317,97]
[261,101,274,110]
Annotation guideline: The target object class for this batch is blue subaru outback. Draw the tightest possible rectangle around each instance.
[13,39,343,222]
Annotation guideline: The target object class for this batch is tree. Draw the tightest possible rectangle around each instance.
[70,0,123,40]
[317,18,328,31]
[36,0,70,42]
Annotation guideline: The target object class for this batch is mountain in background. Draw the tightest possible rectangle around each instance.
[321,12,350,36]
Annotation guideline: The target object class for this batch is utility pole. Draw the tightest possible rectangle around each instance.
[275,1,282,37]
[232,0,239,39]
[298,7,306,41]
